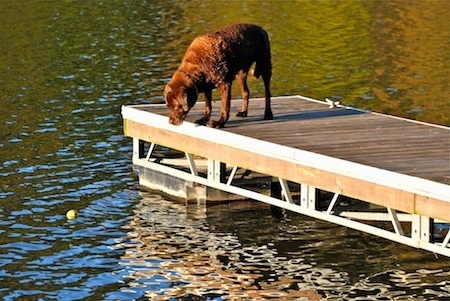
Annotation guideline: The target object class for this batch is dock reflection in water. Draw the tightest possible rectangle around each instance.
[114,192,450,300]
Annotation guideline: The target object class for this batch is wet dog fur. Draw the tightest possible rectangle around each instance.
[164,23,273,128]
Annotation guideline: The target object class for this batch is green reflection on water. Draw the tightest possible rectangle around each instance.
[1,0,448,128]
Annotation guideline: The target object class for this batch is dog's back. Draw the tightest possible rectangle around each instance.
[183,24,271,84]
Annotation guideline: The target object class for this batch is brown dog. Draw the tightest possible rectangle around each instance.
[164,23,273,128]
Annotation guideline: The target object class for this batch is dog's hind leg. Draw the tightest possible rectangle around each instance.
[257,60,273,120]
[195,89,212,125]
[236,70,249,118]
[262,72,273,120]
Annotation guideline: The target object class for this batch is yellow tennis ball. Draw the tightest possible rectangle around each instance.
[66,209,78,220]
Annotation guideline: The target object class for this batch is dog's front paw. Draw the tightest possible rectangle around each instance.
[236,111,248,118]
[195,117,209,125]
[264,109,273,120]
[208,120,225,128]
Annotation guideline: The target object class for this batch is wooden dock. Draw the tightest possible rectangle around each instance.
[122,95,450,256]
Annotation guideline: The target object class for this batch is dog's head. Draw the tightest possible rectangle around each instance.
[164,72,198,125]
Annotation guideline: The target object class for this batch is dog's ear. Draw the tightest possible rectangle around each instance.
[179,92,190,112]
[164,85,172,95]
[186,86,198,108]
[177,86,197,112]
[164,85,172,105]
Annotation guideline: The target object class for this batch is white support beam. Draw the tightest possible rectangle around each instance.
[442,230,450,248]
[421,216,431,243]
[133,138,141,160]
[387,208,404,236]
[146,142,156,161]
[412,214,431,246]
[326,193,340,215]
[208,159,223,183]
[301,184,316,209]
[227,166,239,186]
[338,212,447,223]
[278,178,293,203]
[185,153,198,176]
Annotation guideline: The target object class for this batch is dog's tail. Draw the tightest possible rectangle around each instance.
[251,53,271,79]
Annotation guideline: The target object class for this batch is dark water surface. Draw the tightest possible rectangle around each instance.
[0,1,449,300]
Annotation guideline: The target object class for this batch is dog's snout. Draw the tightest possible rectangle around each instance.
[169,116,183,126]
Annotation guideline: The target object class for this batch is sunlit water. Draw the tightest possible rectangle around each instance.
[0,1,449,300]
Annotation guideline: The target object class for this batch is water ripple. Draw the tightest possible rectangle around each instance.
[0,1,449,300]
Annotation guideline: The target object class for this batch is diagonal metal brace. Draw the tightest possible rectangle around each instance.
[387,208,404,236]
[278,178,293,203]
[145,142,156,161]
[326,193,340,215]
[185,153,198,176]
[227,166,239,186]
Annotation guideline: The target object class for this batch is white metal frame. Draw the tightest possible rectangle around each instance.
[133,139,450,257]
